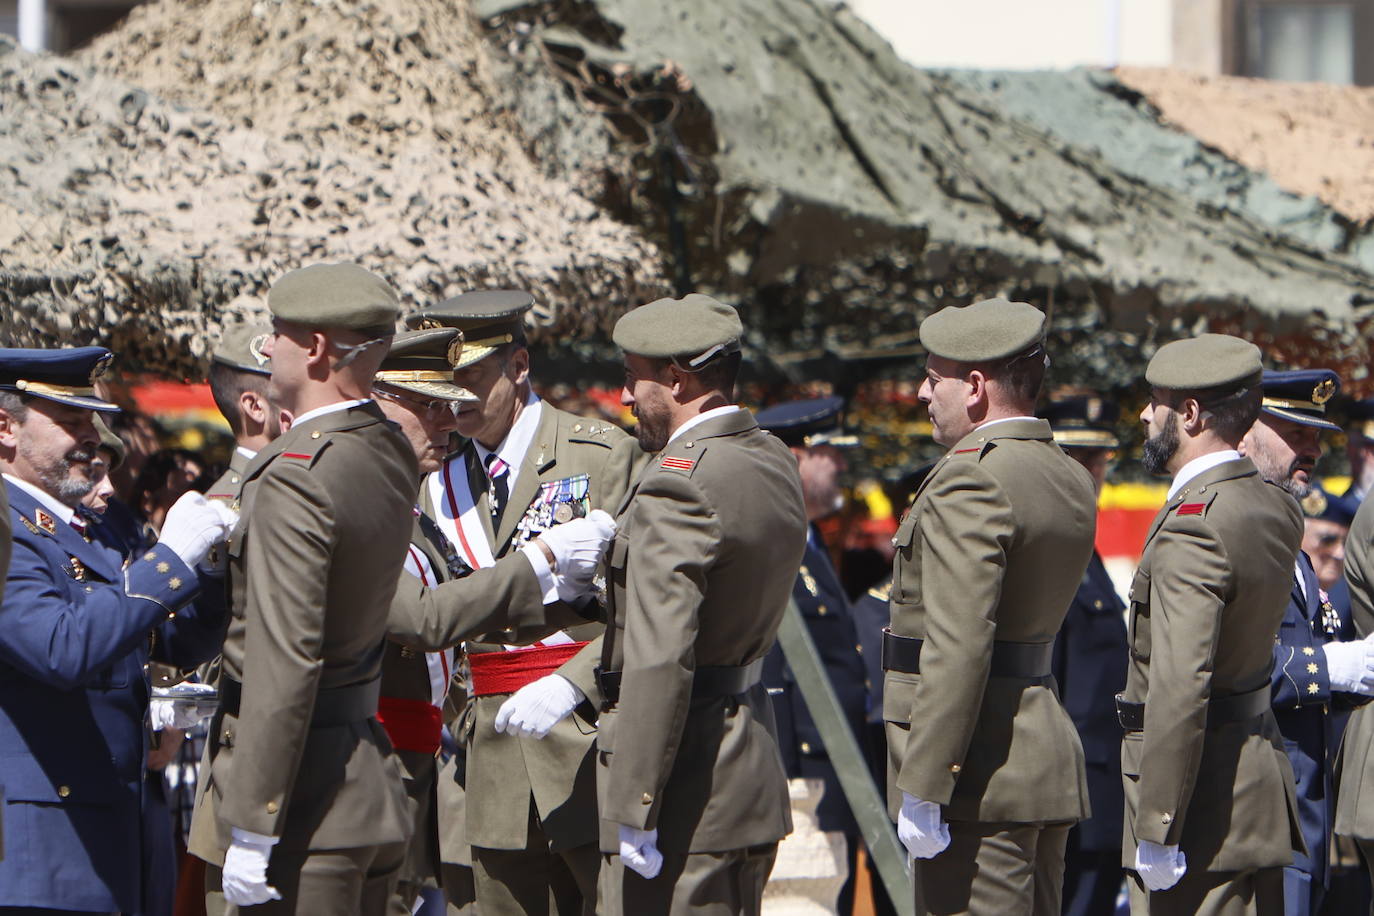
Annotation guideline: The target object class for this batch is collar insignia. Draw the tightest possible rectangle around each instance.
[34,508,56,534]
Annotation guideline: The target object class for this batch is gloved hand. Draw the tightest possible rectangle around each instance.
[494,674,585,739]
[149,698,210,732]
[1323,634,1374,695]
[618,825,663,879]
[898,792,950,860]
[158,492,235,569]
[537,510,617,585]
[1135,840,1186,892]
[222,827,282,906]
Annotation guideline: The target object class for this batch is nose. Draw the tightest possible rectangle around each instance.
[917,377,933,405]
[620,385,635,408]
[1139,403,1151,425]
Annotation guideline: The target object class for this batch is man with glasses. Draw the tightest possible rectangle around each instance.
[884,298,1096,915]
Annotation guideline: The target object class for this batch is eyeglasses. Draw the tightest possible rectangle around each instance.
[372,387,455,418]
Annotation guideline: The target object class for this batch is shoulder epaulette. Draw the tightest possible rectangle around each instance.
[272,432,333,469]
[568,420,619,447]
[659,455,697,474]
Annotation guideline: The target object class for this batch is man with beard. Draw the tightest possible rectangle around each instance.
[884,298,1095,916]
[1120,335,1304,915]
[368,327,616,913]
[597,294,807,914]
[190,264,419,914]
[405,291,642,916]
[0,346,234,914]
[1238,369,1374,916]
[755,396,871,914]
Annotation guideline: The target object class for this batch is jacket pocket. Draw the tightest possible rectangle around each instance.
[1127,569,1151,662]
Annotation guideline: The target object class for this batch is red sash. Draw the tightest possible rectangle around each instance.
[468,642,589,697]
[376,696,444,755]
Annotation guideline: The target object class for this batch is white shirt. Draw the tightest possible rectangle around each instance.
[3,473,75,525]
[975,415,1037,432]
[288,398,371,430]
[235,446,257,462]
[1167,449,1241,499]
[472,392,543,495]
[667,405,743,446]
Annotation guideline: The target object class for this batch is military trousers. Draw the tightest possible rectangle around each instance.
[598,843,778,916]
[204,841,407,916]
[912,820,1070,916]
[1127,865,1283,916]
[471,805,600,916]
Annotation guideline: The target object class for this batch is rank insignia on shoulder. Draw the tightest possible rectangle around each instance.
[34,508,55,534]
[660,456,695,471]
[953,447,980,454]
[282,452,313,460]
[1176,503,1206,516]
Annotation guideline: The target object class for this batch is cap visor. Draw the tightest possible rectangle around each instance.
[33,392,121,413]
[1261,406,1341,432]
[387,380,478,402]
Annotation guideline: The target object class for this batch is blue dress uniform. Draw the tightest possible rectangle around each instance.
[1053,551,1127,916]
[0,348,227,913]
[756,397,873,913]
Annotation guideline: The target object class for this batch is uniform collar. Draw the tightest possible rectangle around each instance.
[3,473,75,525]
[1167,449,1240,499]
[472,392,543,490]
[289,397,372,429]
[668,405,743,445]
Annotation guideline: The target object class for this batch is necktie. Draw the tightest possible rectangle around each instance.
[70,511,91,541]
[484,452,510,528]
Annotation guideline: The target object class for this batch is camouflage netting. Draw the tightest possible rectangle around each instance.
[473,0,1374,397]
[0,0,668,378]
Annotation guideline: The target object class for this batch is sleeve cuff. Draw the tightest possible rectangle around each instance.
[520,541,560,604]
[230,826,280,848]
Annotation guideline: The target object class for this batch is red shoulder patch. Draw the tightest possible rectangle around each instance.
[282,452,313,460]
[1176,503,1206,516]
[953,447,980,454]
[660,456,695,471]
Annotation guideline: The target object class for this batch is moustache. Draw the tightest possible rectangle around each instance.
[64,448,95,464]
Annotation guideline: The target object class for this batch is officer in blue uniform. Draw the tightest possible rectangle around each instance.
[757,396,871,915]
[1039,393,1128,916]
[1239,369,1374,916]
[0,347,232,915]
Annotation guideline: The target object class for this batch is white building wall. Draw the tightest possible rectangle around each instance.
[848,0,1174,70]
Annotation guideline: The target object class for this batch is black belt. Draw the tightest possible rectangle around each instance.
[1115,684,1270,732]
[880,630,1053,679]
[597,659,763,707]
[220,676,381,728]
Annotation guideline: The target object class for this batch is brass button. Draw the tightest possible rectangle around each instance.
[800,742,812,754]
[685,441,695,448]
[1093,600,1103,610]
[817,604,828,616]
[1161,812,1172,825]
[85,586,93,593]
[641,792,653,805]
[167,612,176,621]
[855,643,863,654]
[267,801,279,814]
[311,431,321,439]
[949,763,961,774]
[58,785,71,798]
[230,475,240,484]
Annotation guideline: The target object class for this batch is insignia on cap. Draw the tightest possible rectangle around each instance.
[248,334,271,368]
[89,352,113,385]
[419,318,443,330]
[34,508,55,534]
[1312,378,1336,405]
[1302,489,1328,517]
[1086,397,1102,422]
[660,456,695,471]
[447,333,465,368]
[1177,503,1206,516]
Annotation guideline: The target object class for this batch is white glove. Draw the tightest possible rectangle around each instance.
[618,825,663,879]
[222,827,282,906]
[1135,839,1186,892]
[158,492,234,569]
[1323,634,1374,695]
[494,674,585,739]
[538,510,617,584]
[898,792,950,860]
[149,698,208,732]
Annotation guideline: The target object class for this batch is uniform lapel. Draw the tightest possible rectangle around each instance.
[5,483,120,582]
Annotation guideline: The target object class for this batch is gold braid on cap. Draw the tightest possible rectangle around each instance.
[14,380,98,399]
[1263,396,1327,413]
[374,370,455,383]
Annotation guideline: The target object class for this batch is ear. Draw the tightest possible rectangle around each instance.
[667,364,687,398]
[964,369,989,409]
[508,347,531,386]
[0,408,17,450]
[304,331,330,369]
[1179,396,1207,434]
[239,390,268,426]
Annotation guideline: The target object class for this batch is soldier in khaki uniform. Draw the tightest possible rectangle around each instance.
[1120,334,1304,914]
[884,298,1096,916]
[407,291,643,916]
[205,322,278,505]
[189,263,420,914]
[372,328,616,914]
[597,294,808,915]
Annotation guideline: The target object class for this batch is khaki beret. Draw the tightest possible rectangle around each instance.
[212,323,272,376]
[405,290,532,370]
[1145,334,1262,392]
[919,298,1046,363]
[93,414,126,471]
[613,294,743,367]
[374,328,476,402]
[268,263,400,334]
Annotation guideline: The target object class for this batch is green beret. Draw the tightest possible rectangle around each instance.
[1145,334,1263,392]
[404,290,532,370]
[212,323,272,376]
[612,294,743,367]
[374,329,476,402]
[93,414,126,471]
[268,263,400,335]
[919,298,1046,362]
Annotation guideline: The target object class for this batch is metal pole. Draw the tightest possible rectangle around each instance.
[775,596,914,916]
[18,0,47,52]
